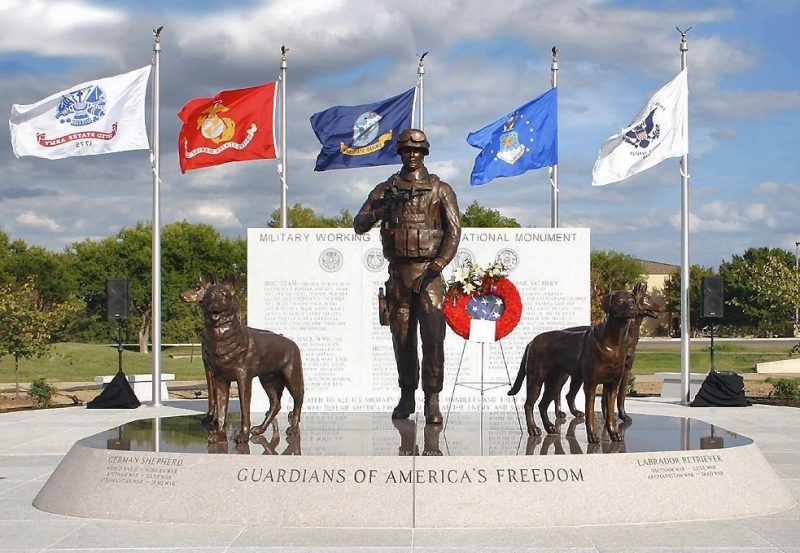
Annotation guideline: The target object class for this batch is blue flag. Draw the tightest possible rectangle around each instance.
[467,87,558,186]
[310,88,415,171]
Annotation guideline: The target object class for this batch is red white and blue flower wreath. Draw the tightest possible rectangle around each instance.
[443,261,522,341]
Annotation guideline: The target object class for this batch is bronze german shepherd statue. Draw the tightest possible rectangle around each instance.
[182,273,304,443]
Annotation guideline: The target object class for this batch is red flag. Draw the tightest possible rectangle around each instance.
[178,82,277,173]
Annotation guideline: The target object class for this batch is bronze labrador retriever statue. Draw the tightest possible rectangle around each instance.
[616,283,663,422]
[579,290,637,443]
[508,285,662,437]
[191,273,304,443]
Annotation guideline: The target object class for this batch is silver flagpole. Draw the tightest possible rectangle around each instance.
[417,52,427,130]
[550,46,559,228]
[151,26,163,406]
[279,46,288,228]
[678,27,691,403]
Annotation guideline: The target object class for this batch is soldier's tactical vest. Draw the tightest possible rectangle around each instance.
[380,174,444,260]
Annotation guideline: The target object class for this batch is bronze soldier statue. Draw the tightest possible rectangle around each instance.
[354,129,461,424]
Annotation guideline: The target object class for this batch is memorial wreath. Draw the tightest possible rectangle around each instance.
[443,261,522,341]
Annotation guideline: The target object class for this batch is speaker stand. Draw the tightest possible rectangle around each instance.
[115,315,125,376]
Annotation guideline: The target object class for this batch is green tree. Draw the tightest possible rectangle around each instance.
[161,221,246,341]
[719,247,798,337]
[268,203,354,228]
[68,223,153,352]
[0,278,82,395]
[662,264,716,335]
[590,251,645,323]
[460,201,521,227]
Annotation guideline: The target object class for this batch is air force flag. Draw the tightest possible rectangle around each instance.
[310,88,416,171]
[467,88,558,186]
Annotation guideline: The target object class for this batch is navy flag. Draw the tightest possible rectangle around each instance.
[310,88,416,171]
[467,88,558,186]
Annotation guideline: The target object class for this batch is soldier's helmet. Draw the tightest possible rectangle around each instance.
[396,128,429,155]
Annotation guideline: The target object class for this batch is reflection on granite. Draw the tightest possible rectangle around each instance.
[80,411,752,456]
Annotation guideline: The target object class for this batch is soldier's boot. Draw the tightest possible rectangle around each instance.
[392,387,416,419]
[424,392,443,425]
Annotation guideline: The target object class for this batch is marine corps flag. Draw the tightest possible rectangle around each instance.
[178,82,277,173]
[310,88,415,171]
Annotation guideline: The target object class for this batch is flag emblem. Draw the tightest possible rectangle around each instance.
[623,108,660,149]
[497,115,526,165]
[340,111,393,156]
[56,85,107,126]
[197,102,236,143]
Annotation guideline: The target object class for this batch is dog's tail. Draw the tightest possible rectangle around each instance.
[508,342,531,396]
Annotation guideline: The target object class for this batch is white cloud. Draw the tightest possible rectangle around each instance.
[16,210,61,232]
[180,204,242,229]
[0,0,124,57]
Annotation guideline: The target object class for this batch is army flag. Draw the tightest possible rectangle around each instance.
[467,88,558,186]
[9,65,151,160]
[310,88,415,171]
[592,69,688,186]
[178,82,277,173]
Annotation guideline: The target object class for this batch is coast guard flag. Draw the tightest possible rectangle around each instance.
[467,87,557,186]
[178,82,277,173]
[592,69,688,186]
[9,65,151,160]
[310,88,415,171]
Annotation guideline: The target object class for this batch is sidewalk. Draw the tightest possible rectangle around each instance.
[0,397,799,551]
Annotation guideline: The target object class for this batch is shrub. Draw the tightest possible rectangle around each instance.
[770,378,800,402]
[627,374,636,395]
[27,377,58,408]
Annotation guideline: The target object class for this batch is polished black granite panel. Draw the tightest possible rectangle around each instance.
[80,411,751,456]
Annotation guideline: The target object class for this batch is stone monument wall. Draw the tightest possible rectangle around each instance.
[246,227,590,412]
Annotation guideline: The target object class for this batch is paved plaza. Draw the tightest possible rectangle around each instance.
[1,397,799,552]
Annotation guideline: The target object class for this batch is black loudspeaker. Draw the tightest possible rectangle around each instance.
[701,276,724,319]
[106,278,129,321]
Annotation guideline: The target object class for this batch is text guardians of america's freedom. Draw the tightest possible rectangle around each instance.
[247,228,590,412]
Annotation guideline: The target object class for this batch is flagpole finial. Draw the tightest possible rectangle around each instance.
[418,51,428,67]
[676,26,691,51]
[153,26,163,42]
[551,46,558,63]
[281,45,289,68]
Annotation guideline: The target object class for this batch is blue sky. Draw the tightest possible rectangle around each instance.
[0,0,798,269]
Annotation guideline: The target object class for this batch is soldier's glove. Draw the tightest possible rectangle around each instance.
[428,259,446,275]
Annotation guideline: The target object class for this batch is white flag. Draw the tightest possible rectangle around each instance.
[591,69,688,186]
[9,65,151,160]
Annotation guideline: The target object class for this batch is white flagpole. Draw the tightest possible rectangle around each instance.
[279,46,288,228]
[417,52,427,130]
[678,28,692,403]
[550,46,559,228]
[151,26,163,406]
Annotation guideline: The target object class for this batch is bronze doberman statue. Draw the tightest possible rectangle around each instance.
[183,273,304,443]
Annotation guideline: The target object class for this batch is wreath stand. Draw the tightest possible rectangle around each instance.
[444,319,524,448]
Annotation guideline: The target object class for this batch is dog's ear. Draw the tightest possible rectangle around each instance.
[206,272,216,285]
[601,293,612,313]
[225,273,236,291]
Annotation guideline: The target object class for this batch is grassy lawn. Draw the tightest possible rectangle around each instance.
[0,341,796,385]
[0,342,207,384]
[632,342,795,375]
